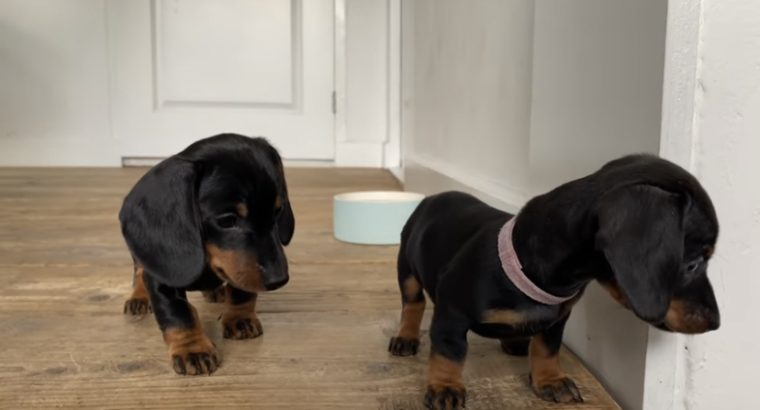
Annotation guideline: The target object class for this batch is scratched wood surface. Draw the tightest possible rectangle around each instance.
[0,167,619,409]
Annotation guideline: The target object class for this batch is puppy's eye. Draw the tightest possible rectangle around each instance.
[216,214,238,229]
[274,206,283,217]
[686,256,704,274]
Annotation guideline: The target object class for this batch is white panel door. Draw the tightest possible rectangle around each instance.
[107,0,334,160]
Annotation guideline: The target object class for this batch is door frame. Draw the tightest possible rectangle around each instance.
[645,0,703,409]
[117,0,403,169]
[332,0,401,169]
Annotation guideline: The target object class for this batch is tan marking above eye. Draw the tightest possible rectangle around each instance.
[235,203,248,218]
[274,196,283,211]
[705,246,715,258]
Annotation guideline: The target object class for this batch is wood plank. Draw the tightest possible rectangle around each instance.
[0,167,619,409]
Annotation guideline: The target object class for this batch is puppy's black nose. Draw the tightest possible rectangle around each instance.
[706,312,720,331]
[264,276,289,291]
[258,263,289,291]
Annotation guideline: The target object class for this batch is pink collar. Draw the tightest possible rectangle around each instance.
[497,217,578,305]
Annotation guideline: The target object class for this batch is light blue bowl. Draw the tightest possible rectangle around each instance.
[333,191,425,245]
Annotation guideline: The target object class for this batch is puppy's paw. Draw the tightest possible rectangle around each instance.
[388,336,420,356]
[123,297,152,316]
[531,375,583,403]
[171,350,220,376]
[424,384,466,410]
[223,315,263,340]
[168,336,220,376]
[202,287,226,304]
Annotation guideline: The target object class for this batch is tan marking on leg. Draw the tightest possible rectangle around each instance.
[124,265,151,315]
[402,276,422,301]
[130,266,148,300]
[397,276,425,339]
[529,334,564,387]
[529,334,583,402]
[428,352,465,391]
[398,300,426,339]
[221,286,262,339]
[201,286,226,303]
[162,305,219,375]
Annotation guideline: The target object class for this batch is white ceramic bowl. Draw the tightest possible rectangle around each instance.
[333,191,425,245]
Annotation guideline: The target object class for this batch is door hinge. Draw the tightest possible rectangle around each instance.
[332,91,337,114]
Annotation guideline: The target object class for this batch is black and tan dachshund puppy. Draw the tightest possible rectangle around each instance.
[389,154,720,409]
[120,133,294,375]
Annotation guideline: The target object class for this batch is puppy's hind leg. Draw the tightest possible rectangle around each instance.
[201,285,226,304]
[123,260,152,316]
[500,336,530,356]
[389,249,426,357]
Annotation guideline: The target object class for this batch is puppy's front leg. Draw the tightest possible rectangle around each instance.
[123,264,152,316]
[143,273,220,375]
[529,314,583,403]
[425,307,470,410]
[221,285,263,339]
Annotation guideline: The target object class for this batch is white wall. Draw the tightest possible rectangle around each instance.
[0,0,118,166]
[401,1,667,408]
[529,0,666,193]
[649,0,760,408]
[401,0,535,207]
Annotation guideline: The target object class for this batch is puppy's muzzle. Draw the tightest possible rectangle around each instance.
[261,264,289,291]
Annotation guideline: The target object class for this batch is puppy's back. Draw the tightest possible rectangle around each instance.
[401,191,509,285]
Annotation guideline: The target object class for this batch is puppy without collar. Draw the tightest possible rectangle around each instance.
[120,133,295,375]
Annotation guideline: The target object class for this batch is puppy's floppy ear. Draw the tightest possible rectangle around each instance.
[278,195,295,245]
[119,157,205,287]
[595,184,684,322]
[265,143,295,245]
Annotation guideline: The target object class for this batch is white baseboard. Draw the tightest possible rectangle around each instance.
[402,154,529,213]
[335,141,385,167]
[0,139,120,167]
[122,157,163,167]
[387,166,403,184]
[282,159,335,168]
[123,157,336,168]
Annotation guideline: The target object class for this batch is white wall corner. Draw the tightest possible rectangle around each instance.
[387,166,404,184]
[658,0,703,171]
[647,0,704,409]
[404,154,526,213]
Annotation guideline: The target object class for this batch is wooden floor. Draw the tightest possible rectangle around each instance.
[0,168,618,409]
